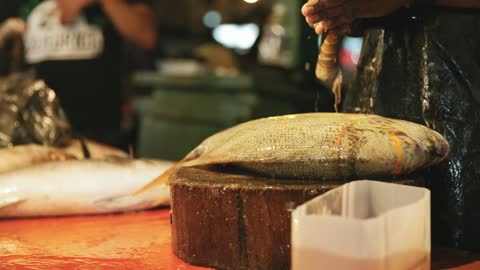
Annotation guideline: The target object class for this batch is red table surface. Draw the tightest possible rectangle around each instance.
[0,208,478,270]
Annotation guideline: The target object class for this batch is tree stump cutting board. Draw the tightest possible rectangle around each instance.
[170,166,423,270]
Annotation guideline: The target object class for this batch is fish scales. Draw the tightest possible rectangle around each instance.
[182,113,450,180]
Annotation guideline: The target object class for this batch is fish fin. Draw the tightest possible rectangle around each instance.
[132,152,201,197]
[95,159,184,211]
[97,160,182,210]
[79,136,91,159]
[0,196,25,210]
[94,184,170,210]
[94,195,149,210]
[133,160,181,196]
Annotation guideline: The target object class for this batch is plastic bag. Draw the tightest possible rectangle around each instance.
[0,71,71,147]
[342,8,480,251]
[292,180,430,270]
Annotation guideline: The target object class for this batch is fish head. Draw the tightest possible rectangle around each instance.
[416,129,450,169]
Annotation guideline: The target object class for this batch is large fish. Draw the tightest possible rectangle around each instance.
[0,158,174,218]
[134,113,450,195]
[59,138,129,159]
[0,144,76,173]
[0,140,128,174]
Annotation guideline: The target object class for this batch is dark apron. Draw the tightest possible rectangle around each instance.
[343,8,480,251]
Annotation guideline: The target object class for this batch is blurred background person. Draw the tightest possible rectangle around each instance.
[0,18,25,83]
[0,0,157,148]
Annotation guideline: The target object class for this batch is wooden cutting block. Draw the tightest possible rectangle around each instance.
[170,166,423,270]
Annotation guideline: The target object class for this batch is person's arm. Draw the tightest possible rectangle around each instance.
[99,0,157,49]
[56,0,96,24]
[302,0,480,35]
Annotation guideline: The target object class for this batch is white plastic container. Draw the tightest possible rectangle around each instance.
[291,180,430,270]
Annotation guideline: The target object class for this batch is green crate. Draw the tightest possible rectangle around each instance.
[148,90,258,125]
[136,115,228,161]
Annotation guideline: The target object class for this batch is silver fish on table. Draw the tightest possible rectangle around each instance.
[59,138,129,160]
[0,144,76,174]
[0,158,174,218]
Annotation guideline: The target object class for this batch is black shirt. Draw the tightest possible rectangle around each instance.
[22,1,122,135]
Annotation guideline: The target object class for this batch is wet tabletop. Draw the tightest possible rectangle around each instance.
[0,208,478,270]
[0,209,209,270]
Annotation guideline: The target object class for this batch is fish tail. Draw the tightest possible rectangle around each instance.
[0,196,25,210]
[94,162,175,210]
[95,162,178,210]
[133,162,179,196]
[316,33,343,112]
[133,146,206,196]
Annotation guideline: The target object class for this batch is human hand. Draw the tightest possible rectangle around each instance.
[301,0,410,35]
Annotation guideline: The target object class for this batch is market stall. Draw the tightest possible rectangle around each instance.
[0,0,479,269]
